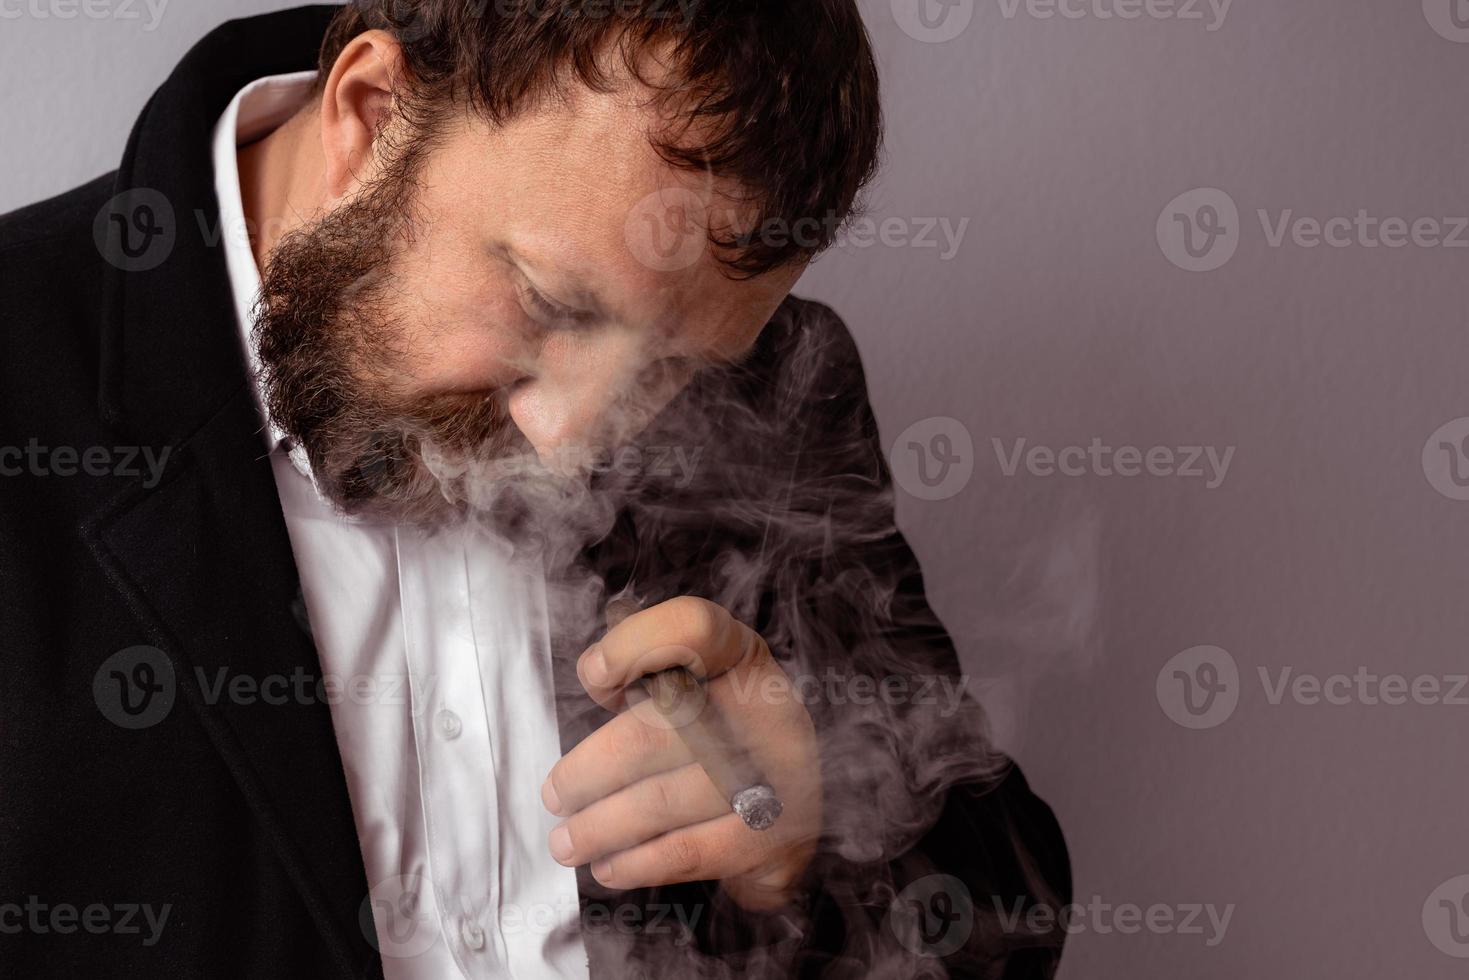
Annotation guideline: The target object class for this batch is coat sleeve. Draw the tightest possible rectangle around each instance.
[589,297,1071,978]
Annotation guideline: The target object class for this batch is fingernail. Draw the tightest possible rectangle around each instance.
[541,776,562,816]
[549,825,574,864]
[582,645,608,686]
[591,859,613,883]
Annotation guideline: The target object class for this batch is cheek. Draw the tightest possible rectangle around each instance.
[384,261,531,394]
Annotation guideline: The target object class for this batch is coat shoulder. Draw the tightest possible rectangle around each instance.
[0,172,116,259]
[752,292,874,412]
[0,175,115,423]
[764,293,866,369]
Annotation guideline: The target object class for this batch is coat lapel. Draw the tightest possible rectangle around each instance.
[82,7,381,978]
[81,390,380,979]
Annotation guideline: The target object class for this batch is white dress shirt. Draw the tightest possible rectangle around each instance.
[211,72,589,980]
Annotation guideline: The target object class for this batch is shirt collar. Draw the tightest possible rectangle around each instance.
[211,70,319,475]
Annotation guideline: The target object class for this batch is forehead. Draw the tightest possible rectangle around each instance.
[415,84,799,358]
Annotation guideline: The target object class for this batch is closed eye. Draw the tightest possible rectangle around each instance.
[516,278,599,329]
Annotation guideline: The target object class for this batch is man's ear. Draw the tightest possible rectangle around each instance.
[319,29,405,201]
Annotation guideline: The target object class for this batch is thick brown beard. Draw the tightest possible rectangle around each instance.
[251,133,524,526]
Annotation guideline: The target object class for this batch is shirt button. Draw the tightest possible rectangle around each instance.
[460,918,485,951]
[436,709,463,741]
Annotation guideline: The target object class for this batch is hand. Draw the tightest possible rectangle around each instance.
[541,596,822,911]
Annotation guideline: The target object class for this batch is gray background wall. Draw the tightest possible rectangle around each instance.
[5,2,1468,977]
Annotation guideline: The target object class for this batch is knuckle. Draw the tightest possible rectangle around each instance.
[609,716,657,760]
[663,833,702,878]
[665,595,727,649]
[644,772,676,813]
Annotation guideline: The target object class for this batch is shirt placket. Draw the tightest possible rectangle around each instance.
[397,526,507,977]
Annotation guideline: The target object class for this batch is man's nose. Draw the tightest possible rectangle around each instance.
[508,336,685,464]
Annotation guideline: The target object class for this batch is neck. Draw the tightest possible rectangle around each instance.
[237,104,330,272]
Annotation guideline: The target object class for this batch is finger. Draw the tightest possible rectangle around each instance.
[542,705,695,816]
[577,596,764,707]
[547,763,729,868]
[589,813,772,890]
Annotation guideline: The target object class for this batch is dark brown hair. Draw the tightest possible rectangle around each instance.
[316,0,882,277]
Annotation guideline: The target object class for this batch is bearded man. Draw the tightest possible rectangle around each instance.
[0,4,1068,977]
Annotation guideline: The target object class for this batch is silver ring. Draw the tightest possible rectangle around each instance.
[730,784,783,831]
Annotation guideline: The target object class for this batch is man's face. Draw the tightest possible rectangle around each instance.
[256,80,801,522]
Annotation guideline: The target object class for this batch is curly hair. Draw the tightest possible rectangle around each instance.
[316,0,882,277]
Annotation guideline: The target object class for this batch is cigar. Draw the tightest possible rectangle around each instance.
[605,596,783,831]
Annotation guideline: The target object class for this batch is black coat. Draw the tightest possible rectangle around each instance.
[0,7,1069,978]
